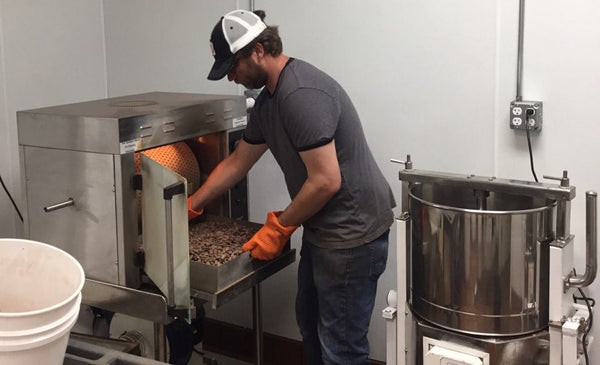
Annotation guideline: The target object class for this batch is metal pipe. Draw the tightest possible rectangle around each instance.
[556,200,572,242]
[154,322,167,362]
[474,190,489,211]
[252,284,263,365]
[568,191,597,288]
[516,0,526,101]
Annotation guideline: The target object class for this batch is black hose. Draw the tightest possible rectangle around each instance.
[577,287,594,365]
[572,268,595,365]
[0,174,23,222]
[525,112,538,182]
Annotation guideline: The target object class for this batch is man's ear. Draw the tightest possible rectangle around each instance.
[253,42,265,59]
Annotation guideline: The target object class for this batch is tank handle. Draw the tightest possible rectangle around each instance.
[567,191,597,289]
[390,154,413,170]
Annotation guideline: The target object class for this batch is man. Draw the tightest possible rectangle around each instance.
[188,9,395,365]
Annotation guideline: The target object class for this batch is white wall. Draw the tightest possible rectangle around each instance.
[251,1,500,358]
[0,0,107,237]
[0,0,599,362]
[496,2,600,359]
[102,0,239,97]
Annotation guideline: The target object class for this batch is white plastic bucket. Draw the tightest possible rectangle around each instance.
[0,239,85,365]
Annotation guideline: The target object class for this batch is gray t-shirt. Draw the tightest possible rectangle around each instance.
[244,58,395,249]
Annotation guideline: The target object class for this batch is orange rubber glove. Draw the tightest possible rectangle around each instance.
[242,211,298,260]
[187,196,204,221]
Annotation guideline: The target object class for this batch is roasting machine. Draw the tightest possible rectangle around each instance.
[17,92,295,363]
[384,155,597,365]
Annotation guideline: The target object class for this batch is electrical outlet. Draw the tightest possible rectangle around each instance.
[510,101,543,131]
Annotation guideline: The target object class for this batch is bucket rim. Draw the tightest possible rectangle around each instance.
[409,187,557,215]
[0,300,79,352]
[0,238,85,318]
[0,293,81,337]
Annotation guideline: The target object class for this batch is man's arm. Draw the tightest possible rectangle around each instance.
[189,139,267,211]
[240,139,340,260]
[277,140,341,227]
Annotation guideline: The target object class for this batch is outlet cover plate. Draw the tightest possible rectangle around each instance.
[510,100,543,131]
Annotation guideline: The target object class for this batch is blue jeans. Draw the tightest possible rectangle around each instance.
[295,230,389,365]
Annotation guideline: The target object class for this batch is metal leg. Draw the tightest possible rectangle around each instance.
[396,216,410,365]
[154,322,167,362]
[252,284,263,365]
[383,299,397,365]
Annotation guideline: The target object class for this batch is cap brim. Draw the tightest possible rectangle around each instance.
[207,56,236,81]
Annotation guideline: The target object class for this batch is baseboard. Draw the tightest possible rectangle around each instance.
[202,318,385,365]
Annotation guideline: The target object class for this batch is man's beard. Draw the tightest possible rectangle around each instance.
[243,61,268,90]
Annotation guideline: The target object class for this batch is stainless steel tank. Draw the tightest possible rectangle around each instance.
[409,182,556,336]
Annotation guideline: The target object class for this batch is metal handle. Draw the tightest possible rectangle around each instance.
[567,191,597,289]
[43,198,74,212]
[543,170,570,187]
[164,198,176,307]
[390,154,413,170]
[163,181,185,308]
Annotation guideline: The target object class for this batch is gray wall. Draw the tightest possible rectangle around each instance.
[1,0,599,362]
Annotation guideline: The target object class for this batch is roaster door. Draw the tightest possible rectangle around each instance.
[141,154,190,309]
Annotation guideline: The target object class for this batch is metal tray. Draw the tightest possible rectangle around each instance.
[188,215,295,309]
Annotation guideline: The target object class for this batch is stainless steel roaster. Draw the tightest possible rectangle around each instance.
[17,92,295,363]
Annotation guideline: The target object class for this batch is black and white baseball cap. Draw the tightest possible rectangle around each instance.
[207,10,267,80]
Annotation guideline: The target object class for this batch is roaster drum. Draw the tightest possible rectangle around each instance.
[409,182,556,336]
